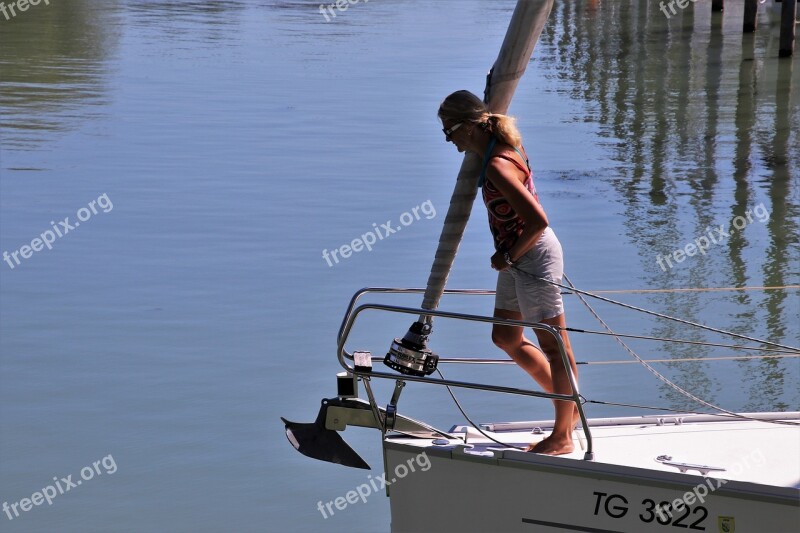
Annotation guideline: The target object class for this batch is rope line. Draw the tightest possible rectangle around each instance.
[436,368,527,450]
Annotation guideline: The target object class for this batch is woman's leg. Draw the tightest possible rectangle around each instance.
[494,308,580,454]
[529,312,579,455]
[492,308,553,392]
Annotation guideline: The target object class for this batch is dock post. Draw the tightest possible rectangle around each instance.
[779,0,797,57]
[712,0,724,12]
[743,0,759,32]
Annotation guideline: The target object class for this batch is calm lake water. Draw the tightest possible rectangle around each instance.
[1,1,798,531]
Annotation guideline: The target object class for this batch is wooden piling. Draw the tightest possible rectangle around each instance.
[743,0,759,32]
[712,0,724,12]
[779,0,797,57]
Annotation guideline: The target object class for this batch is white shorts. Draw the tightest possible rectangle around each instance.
[495,227,565,323]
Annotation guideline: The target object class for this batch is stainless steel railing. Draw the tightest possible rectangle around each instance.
[335,287,594,460]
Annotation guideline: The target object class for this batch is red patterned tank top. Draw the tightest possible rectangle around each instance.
[481,149,540,252]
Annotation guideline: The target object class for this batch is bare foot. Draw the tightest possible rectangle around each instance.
[525,435,574,455]
[523,407,582,453]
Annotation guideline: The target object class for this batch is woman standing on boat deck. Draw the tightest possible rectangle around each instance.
[438,90,580,456]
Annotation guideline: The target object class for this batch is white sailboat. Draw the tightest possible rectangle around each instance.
[282,2,800,531]
[282,286,800,533]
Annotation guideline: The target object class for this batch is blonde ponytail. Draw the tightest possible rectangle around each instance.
[487,113,522,148]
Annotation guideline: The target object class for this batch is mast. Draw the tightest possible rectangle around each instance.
[386,0,555,377]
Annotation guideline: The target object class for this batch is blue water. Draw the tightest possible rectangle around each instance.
[1,1,798,531]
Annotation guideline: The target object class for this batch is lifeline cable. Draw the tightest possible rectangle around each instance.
[432,276,799,445]
[430,352,798,365]
[558,272,800,426]
[517,271,800,353]
[559,329,799,353]
[575,353,800,365]
[580,399,794,417]
[583,285,800,295]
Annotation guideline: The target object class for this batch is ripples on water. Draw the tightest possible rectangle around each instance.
[0,1,797,532]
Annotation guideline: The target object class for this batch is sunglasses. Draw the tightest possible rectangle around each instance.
[442,122,463,141]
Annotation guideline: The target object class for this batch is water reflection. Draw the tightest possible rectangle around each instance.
[0,1,252,153]
[0,0,119,151]
[124,0,246,42]
[747,57,799,411]
[540,0,798,410]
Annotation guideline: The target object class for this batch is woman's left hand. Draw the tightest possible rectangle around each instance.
[491,251,511,271]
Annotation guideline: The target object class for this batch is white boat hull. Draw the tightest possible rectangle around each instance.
[385,414,800,533]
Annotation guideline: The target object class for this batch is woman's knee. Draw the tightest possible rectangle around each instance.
[492,326,521,351]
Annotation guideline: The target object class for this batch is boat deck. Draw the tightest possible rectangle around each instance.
[386,412,800,493]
